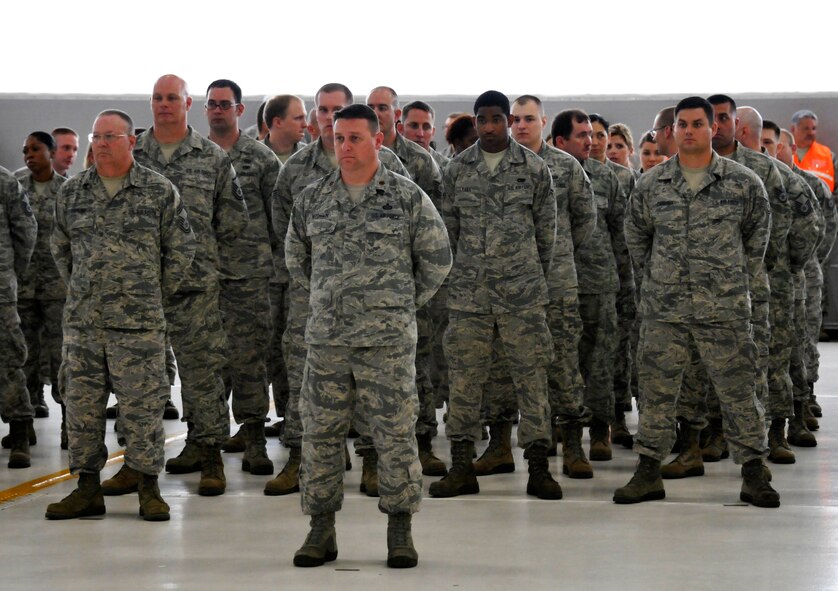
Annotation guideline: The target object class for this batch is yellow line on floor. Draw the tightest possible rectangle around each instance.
[0,432,186,506]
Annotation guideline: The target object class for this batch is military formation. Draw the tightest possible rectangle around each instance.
[1,77,836,568]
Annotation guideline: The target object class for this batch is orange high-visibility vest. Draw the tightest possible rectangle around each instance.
[794,141,835,192]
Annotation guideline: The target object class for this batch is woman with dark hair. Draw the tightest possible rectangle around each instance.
[445,115,478,156]
[15,131,68,449]
[637,130,666,173]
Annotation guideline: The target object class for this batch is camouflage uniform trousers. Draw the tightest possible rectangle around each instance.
[428,286,449,408]
[804,281,822,383]
[166,289,229,446]
[613,292,635,409]
[790,284,810,404]
[280,283,308,450]
[444,308,553,447]
[578,293,618,424]
[220,277,272,425]
[481,294,587,426]
[677,301,770,431]
[18,298,64,404]
[633,319,766,464]
[766,289,795,420]
[299,342,422,516]
[0,304,32,422]
[354,303,440,455]
[268,281,290,417]
[62,326,168,474]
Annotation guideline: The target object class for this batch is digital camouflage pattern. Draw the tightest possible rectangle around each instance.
[0,166,37,422]
[52,163,196,474]
[286,165,450,516]
[626,154,770,463]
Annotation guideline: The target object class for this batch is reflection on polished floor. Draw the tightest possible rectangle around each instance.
[1,344,837,591]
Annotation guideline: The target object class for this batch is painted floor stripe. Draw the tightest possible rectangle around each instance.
[0,432,186,506]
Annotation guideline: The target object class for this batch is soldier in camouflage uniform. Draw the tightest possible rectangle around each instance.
[262,94,307,432]
[205,79,280,476]
[15,132,66,437]
[45,110,195,521]
[0,166,37,469]
[365,86,446,477]
[429,90,562,501]
[553,109,634,463]
[614,96,777,508]
[668,100,818,476]
[476,95,596,479]
[266,83,409,498]
[133,75,249,497]
[286,105,450,568]
[773,126,838,428]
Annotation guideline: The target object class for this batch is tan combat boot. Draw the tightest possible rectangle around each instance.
[138,473,170,521]
[613,455,665,504]
[197,445,226,496]
[102,464,140,495]
[428,441,479,498]
[589,418,612,461]
[417,433,447,476]
[45,472,106,519]
[242,422,274,475]
[661,419,704,479]
[7,420,31,469]
[561,422,593,479]
[361,449,380,497]
[387,513,418,568]
[294,512,338,567]
[788,400,817,447]
[740,459,780,508]
[264,446,301,496]
[473,422,514,476]
[767,418,796,464]
[526,444,562,500]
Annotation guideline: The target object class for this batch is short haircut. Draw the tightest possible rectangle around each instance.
[368,86,399,108]
[402,100,435,121]
[316,83,353,106]
[206,79,242,103]
[656,106,675,128]
[675,96,714,126]
[473,90,510,116]
[445,115,475,145]
[513,94,545,115]
[551,109,590,141]
[780,128,794,144]
[308,107,317,124]
[96,109,135,135]
[639,130,657,146]
[28,131,56,151]
[589,113,610,130]
[609,123,634,148]
[763,120,781,140]
[264,95,304,128]
[52,127,78,138]
[333,104,380,134]
[706,93,736,113]
[791,109,818,124]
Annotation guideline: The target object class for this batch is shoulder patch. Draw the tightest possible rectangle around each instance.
[233,177,245,201]
[797,199,812,216]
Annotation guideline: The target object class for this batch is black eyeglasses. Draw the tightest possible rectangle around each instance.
[204,100,239,111]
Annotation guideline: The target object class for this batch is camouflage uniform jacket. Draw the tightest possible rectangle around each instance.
[271,138,409,283]
[263,136,306,160]
[0,166,37,304]
[133,126,248,292]
[389,134,443,209]
[606,159,637,198]
[797,165,837,287]
[577,158,632,296]
[220,132,280,280]
[51,163,196,330]
[17,172,67,300]
[772,158,820,275]
[286,164,451,347]
[430,147,450,171]
[442,138,556,314]
[625,153,770,324]
[537,142,595,297]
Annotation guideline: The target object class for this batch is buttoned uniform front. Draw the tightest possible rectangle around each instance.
[625,153,770,464]
[217,133,280,428]
[133,126,248,447]
[483,142,595,425]
[16,172,66,409]
[442,138,556,448]
[270,139,409,452]
[0,167,37,422]
[51,163,195,475]
[574,157,633,425]
[286,165,451,516]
